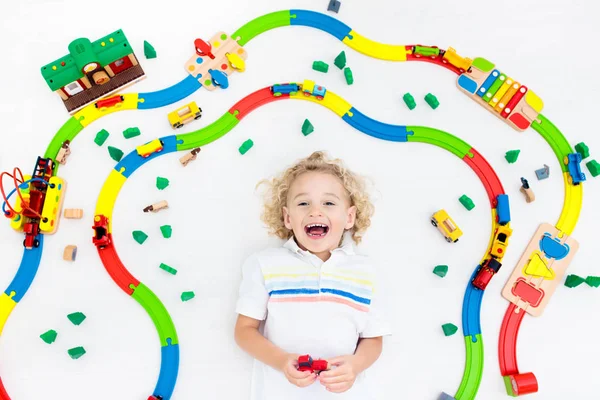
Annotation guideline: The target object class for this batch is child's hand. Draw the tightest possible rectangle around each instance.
[318,355,358,393]
[281,353,317,388]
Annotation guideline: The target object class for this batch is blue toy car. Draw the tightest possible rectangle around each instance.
[208,69,229,89]
[564,153,586,185]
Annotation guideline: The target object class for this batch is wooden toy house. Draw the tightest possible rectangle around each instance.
[41,29,145,114]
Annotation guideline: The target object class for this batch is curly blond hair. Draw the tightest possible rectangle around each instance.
[256,151,374,244]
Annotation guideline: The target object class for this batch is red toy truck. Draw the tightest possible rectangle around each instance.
[472,258,502,290]
[297,355,328,373]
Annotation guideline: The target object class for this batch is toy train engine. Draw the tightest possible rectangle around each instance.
[302,80,326,100]
[472,258,502,290]
[271,83,300,97]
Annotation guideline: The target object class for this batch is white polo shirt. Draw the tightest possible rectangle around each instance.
[235,235,392,400]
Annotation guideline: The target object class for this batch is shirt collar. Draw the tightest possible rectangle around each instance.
[283,232,356,257]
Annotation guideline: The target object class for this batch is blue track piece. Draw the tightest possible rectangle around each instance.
[476,69,500,98]
[457,75,478,94]
[138,75,201,110]
[342,107,411,142]
[154,342,179,400]
[115,136,179,178]
[6,234,44,302]
[290,9,352,41]
[462,268,483,340]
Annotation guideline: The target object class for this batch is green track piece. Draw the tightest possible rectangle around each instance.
[459,194,475,211]
[564,274,585,288]
[302,119,314,136]
[505,149,520,164]
[455,334,484,399]
[68,346,86,359]
[181,291,195,302]
[123,127,141,139]
[45,117,84,162]
[586,160,600,177]
[160,225,172,239]
[343,67,353,85]
[232,10,291,46]
[67,312,86,326]
[144,40,157,59]
[433,265,448,278]
[312,61,329,73]
[156,177,170,190]
[442,323,458,336]
[94,129,110,146]
[334,51,346,69]
[403,93,416,110]
[130,282,178,346]
[574,142,590,159]
[108,146,123,162]
[40,329,57,344]
[531,115,572,173]
[159,263,177,275]
[424,93,439,109]
[407,126,473,159]
[177,112,240,151]
[585,276,600,288]
[239,139,254,155]
[132,230,148,244]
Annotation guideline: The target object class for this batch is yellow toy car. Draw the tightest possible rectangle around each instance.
[442,47,473,72]
[136,139,164,158]
[167,101,202,129]
[431,209,463,243]
[490,225,513,258]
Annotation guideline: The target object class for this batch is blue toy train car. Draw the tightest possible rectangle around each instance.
[271,83,300,96]
[496,194,511,225]
[564,153,586,185]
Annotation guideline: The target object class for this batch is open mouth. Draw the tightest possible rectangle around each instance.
[304,223,329,237]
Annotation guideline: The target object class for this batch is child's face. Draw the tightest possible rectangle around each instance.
[283,172,357,259]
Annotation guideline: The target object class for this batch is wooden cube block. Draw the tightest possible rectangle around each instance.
[64,208,84,219]
[63,245,77,261]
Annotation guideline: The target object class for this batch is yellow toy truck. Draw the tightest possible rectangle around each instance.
[431,209,463,243]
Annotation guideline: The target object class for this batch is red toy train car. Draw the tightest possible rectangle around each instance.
[297,354,328,373]
[472,258,502,290]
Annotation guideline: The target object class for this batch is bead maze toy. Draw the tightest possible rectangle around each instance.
[0,8,593,400]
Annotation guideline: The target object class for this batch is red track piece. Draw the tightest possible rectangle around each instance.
[0,376,10,400]
[229,87,287,120]
[463,148,505,207]
[97,238,139,295]
[405,45,463,75]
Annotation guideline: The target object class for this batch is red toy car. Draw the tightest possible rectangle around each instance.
[194,38,214,59]
[147,396,163,400]
[297,355,328,373]
[23,221,40,249]
[95,95,125,109]
[92,215,110,249]
[472,258,502,290]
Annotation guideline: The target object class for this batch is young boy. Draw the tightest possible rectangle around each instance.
[234,151,391,399]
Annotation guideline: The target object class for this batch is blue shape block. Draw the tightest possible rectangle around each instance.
[539,233,570,260]
[476,70,500,98]
[438,393,456,400]
[535,164,550,180]
[496,194,511,225]
[462,268,483,338]
[115,136,179,178]
[153,342,179,400]
[138,75,202,109]
[290,9,352,41]
[6,234,44,302]
[342,107,410,142]
[458,75,478,94]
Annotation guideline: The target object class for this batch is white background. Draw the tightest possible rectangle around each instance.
[1,0,599,399]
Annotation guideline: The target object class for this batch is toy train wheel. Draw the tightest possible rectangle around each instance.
[567,175,573,184]
[34,239,40,248]
[563,156,569,165]
[194,113,202,120]
[273,92,282,97]
[431,219,438,227]
[509,372,538,396]
[454,239,459,243]
[445,237,452,243]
